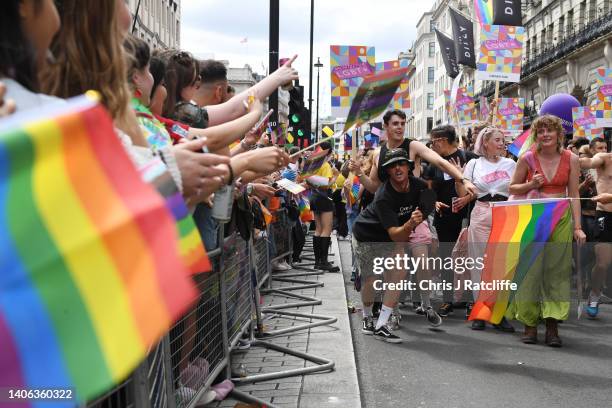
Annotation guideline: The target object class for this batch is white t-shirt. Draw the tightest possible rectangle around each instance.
[464,157,516,198]
[2,78,64,112]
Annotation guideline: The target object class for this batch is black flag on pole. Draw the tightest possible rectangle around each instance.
[492,0,523,26]
[449,7,476,68]
[434,29,460,78]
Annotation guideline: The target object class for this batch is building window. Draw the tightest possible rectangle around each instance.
[428,67,435,83]
[430,20,436,32]
[429,42,435,57]
[567,9,574,34]
[558,16,565,40]
[427,117,433,133]
[427,93,434,110]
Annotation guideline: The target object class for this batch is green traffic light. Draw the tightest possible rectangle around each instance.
[297,129,304,137]
[291,113,300,123]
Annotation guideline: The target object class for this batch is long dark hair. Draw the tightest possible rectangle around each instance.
[158,49,199,118]
[0,0,41,91]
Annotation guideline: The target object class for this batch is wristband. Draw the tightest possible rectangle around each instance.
[226,163,234,185]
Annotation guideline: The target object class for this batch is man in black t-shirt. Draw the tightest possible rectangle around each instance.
[423,125,477,316]
[352,149,441,343]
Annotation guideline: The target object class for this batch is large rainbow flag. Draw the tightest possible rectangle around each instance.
[0,95,198,405]
[469,198,570,324]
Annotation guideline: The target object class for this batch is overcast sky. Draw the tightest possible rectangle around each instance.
[181,0,433,117]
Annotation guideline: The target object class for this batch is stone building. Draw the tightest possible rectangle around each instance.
[128,0,181,49]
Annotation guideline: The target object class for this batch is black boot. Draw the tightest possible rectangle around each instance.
[318,237,340,272]
[313,236,322,269]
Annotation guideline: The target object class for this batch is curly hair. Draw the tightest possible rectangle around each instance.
[530,115,565,153]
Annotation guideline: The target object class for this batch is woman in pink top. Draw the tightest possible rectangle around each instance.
[508,115,586,347]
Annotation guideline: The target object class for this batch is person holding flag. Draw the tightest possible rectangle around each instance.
[507,115,585,347]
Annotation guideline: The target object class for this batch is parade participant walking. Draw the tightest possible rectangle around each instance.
[454,127,516,332]
[352,149,441,343]
[508,115,585,347]
[579,139,611,318]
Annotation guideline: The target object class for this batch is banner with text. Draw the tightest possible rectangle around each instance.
[572,106,604,140]
[435,28,461,78]
[330,45,376,118]
[455,85,476,125]
[450,7,477,68]
[496,97,524,136]
[492,0,523,26]
[475,24,525,82]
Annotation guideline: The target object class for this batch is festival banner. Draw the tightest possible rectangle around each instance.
[343,67,410,133]
[594,68,612,106]
[496,98,524,136]
[330,45,376,118]
[449,7,477,68]
[572,106,605,140]
[444,90,452,122]
[475,24,525,82]
[0,95,197,403]
[376,59,413,111]
[455,85,476,125]
[473,0,493,24]
[435,29,460,78]
[492,0,523,26]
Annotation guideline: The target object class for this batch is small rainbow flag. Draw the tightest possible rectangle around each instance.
[0,95,197,404]
[297,196,314,222]
[473,0,493,24]
[507,128,532,157]
[349,175,360,206]
[469,198,570,324]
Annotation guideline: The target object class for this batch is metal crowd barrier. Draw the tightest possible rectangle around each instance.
[85,207,336,408]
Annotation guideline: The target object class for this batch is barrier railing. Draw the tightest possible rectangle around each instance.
[85,207,313,408]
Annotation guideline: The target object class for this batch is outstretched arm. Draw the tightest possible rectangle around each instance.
[205,55,299,126]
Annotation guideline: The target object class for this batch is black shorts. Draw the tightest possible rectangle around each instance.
[595,211,612,243]
[310,191,334,213]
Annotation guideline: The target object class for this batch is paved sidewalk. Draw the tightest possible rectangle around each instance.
[206,235,361,408]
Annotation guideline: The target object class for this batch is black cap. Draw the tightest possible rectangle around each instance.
[382,148,410,168]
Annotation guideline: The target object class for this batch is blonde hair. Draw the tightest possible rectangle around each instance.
[530,115,565,153]
[474,126,504,156]
[41,0,145,146]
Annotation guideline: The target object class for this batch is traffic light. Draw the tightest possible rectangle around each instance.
[288,84,311,146]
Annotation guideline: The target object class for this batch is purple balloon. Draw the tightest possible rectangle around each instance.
[539,93,581,134]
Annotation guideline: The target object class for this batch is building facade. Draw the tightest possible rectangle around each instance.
[129,0,181,49]
[407,12,437,141]
[476,0,612,131]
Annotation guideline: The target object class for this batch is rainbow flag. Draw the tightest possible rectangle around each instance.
[0,95,197,404]
[473,0,493,24]
[139,159,211,274]
[349,175,360,206]
[469,199,570,324]
[297,196,314,222]
[507,128,532,157]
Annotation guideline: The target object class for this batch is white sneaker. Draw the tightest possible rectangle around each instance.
[280,260,292,270]
[272,260,291,271]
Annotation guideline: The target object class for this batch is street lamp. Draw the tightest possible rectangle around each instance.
[314,57,324,142]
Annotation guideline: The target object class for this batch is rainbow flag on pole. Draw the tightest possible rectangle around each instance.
[507,128,532,157]
[469,198,570,324]
[0,95,197,405]
[473,0,493,24]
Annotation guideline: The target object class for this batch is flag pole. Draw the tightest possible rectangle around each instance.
[290,135,336,158]
[493,82,500,126]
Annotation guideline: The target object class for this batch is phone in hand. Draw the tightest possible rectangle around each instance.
[254,109,274,135]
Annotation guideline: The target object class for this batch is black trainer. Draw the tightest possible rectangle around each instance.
[362,316,374,335]
[373,325,402,343]
[471,320,486,330]
[438,303,453,317]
